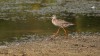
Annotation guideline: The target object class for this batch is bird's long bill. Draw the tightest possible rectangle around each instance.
[70,23,74,26]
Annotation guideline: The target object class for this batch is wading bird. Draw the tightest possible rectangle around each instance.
[51,15,74,38]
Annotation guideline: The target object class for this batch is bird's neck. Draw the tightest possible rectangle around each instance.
[52,18,56,21]
[52,18,56,22]
[52,17,57,20]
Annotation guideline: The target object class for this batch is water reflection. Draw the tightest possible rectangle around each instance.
[76,15,100,32]
[0,0,100,42]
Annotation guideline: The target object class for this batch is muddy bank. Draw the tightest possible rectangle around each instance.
[0,34,100,56]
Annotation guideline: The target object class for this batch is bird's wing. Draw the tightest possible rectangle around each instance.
[58,19,69,24]
[58,19,74,25]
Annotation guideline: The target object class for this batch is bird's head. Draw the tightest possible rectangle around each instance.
[51,15,57,19]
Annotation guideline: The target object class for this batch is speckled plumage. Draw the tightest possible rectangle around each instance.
[51,15,74,38]
[52,15,74,28]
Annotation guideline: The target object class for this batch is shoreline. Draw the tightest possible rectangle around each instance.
[0,33,100,56]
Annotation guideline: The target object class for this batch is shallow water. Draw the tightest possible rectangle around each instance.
[0,0,100,42]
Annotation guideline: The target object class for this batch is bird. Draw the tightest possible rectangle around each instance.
[51,15,74,38]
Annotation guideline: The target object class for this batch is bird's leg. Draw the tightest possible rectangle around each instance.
[62,27,68,38]
[53,27,60,36]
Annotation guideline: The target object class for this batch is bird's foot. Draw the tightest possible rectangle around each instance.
[64,36,68,39]
[64,34,68,39]
[52,33,58,36]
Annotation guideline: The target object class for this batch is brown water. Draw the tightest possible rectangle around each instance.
[0,0,100,42]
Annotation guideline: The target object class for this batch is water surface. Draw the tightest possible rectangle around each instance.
[0,0,100,42]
